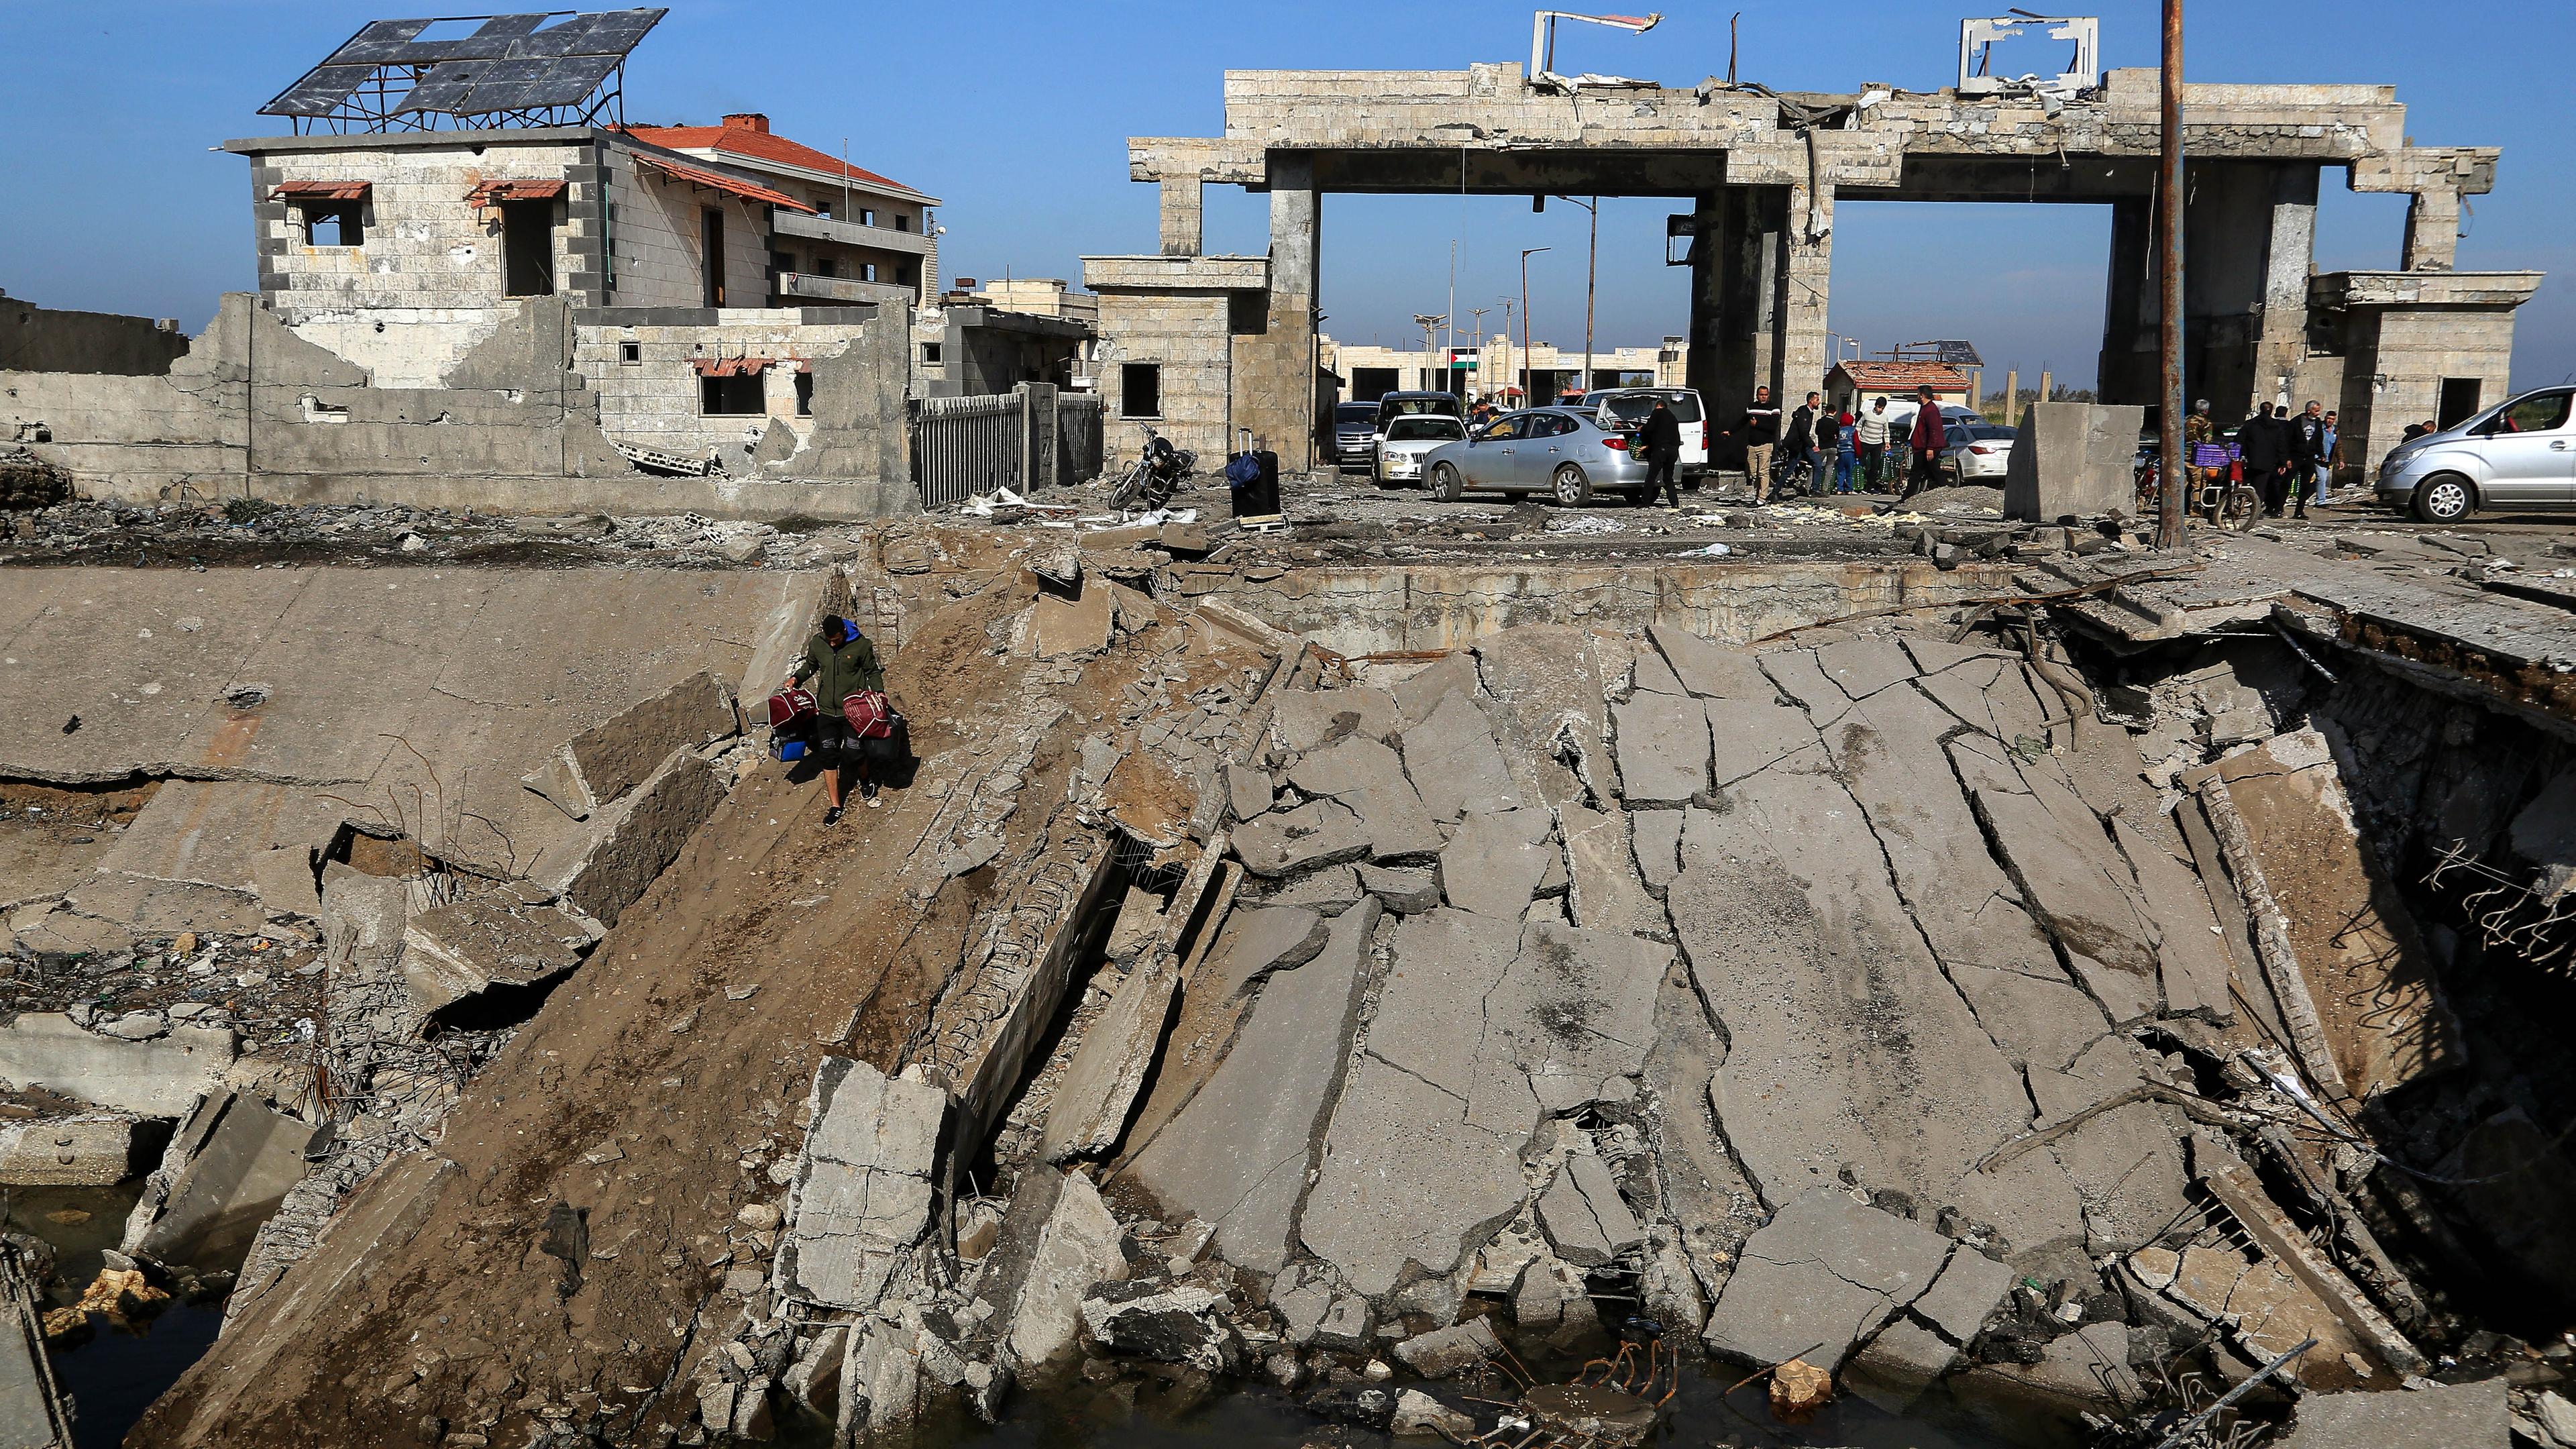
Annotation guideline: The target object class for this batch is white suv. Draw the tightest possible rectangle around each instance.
[2377,388,2576,522]
[1576,388,1709,478]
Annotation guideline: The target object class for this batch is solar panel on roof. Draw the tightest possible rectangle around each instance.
[259,9,666,124]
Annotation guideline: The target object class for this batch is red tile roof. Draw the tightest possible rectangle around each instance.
[1832,361,1973,390]
[464,178,566,205]
[272,179,370,201]
[633,156,816,214]
[618,122,922,199]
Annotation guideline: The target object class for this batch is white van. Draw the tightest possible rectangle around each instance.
[1576,388,1709,478]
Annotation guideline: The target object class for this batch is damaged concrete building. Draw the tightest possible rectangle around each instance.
[1,9,1104,519]
[1089,58,2537,484]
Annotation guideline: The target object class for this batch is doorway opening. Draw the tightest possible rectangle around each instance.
[500,201,555,297]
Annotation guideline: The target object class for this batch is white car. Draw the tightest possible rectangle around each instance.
[1576,388,1710,478]
[1939,422,2019,482]
[1373,413,1468,486]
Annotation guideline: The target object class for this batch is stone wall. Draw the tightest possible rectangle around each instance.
[1,299,190,376]
[600,146,772,311]
[1091,288,1232,462]
[571,306,906,476]
[1,294,914,512]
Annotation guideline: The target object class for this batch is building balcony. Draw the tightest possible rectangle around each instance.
[777,272,915,306]
[773,210,934,257]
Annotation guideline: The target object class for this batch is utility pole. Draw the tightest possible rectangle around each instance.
[1413,312,1446,392]
[1499,298,1517,404]
[1468,306,1491,399]
[2155,0,2189,553]
[1519,248,1550,403]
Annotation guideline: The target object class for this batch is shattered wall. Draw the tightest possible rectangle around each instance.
[1,299,190,376]
[568,305,903,475]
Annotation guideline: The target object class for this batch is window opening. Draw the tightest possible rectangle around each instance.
[1120,363,1163,419]
[700,373,764,415]
[304,203,364,247]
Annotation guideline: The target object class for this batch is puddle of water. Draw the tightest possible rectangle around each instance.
[5,1181,244,1449]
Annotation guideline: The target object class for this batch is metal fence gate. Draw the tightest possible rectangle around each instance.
[911,383,1108,509]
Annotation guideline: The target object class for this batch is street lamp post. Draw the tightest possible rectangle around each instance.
[1519,247,1550,402]
[1552,196,1600,395]
[1412,312,1446,392]
[1467,306,1491,399]
[1499,298,1517,404]
[2155,0,2188,554]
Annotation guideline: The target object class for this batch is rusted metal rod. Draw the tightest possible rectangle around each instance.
[2155,0,2189,554]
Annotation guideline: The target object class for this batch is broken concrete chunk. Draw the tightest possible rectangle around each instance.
[1511,1254,1599,1338]
[125,1090,319,1262]
[1204,906,1330,1000]
[1224,761,1273,823]
[1702,1189,1951,1371]
[1437,807,1554,918]
[2277,1375,2507,1449]
[1129,898,1381,1277]
[1557,804,1663,941]
[1648,623,1772,700]
[248,848,323,920]
[1041,959,1180,1164]
[569,669,737,808]
[1233,798,1374,878]
[1272,686,1397,753]
[1006,1170,1128,1372]
[772,1059,946,1313]
[1401,691,1521,820]
[1260,863,1365,916]
[1816,636,1917,699]
[1630,810,1682,896]
[1846,1316,1964,1416]
[1079,1281,1240,1372]
[399,895,592,1013]
[1536,1153,1646,1267]
[1357,863,1440,914]
[1609,697,1711,809]
[1390,1388,1477,1439]
[1390,651,1482,730]
[1033,579,1114,659]
[0,1114,146,1187]
[1392,1316,1502,1378]
[1105,884,1167,965]
[1908,1246,2015,1345]
[0,1014,235,1116]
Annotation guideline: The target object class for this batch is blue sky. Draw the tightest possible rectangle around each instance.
[1,1,2567,389]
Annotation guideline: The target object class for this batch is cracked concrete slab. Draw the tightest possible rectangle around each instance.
[773,1058,947,1312]
[1438,806,1555,919]
[1401,690,1521,820]
[1703,1188,1951,1369]
[1234,798,1375,878]
[1758,647,1855,728]
[2110,817,2237,1022]
[1969,785,2159,989]
[1705,696,1815,787]
[1042,958,1181,1164]
[1126,897,1380,1276]
[1610,697,1711,808]
[2277,1376,2507,1448]
[1204,906,1331,1000]
[1273,686,1397,754]
[1817,637,1918,700]
[1558,803,1664,941]
[1260,863,1364,916]
[1299,1053,1526,1301]
[1287,736,1444,858]
[1537,1152,1646,1267]
[1650,622,1774,700]
[1390,652,1482,730]
[1631,809,1682,896]
[1356,863,1440,914]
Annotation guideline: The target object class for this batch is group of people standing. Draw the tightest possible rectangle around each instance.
[1724,384,1952,503]
[2188,398,2340,519]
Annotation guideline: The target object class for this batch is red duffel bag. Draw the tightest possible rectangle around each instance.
[767,686,818,731]
[842,689,896,740]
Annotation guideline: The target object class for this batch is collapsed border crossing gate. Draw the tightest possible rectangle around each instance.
[912,383,1104,508]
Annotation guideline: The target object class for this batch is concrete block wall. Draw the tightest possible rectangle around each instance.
[256,139,594,319]
[1,301,190,376]
[1093,289,1233,461]
[599,148,771,311]
[572,309,876,461]
[1,297,254,498]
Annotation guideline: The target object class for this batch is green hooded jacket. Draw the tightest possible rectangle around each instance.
[792,623,884,711]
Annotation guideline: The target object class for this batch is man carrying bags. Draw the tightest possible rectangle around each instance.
[787,614,887,824]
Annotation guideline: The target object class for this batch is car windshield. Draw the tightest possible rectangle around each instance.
[1385,417,1464,442]
[1596,392,1702,424]
[1381,396,1461,419]
[1336,403,1377,425]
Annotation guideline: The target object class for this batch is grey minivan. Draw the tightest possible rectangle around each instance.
[2379,387,2576,522]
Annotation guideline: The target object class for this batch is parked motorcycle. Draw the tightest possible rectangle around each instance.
[1108,424,1195,510]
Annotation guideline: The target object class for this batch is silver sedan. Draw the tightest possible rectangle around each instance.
[1416,407,1654,505]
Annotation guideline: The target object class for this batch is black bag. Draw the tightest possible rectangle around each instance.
[858,710,916,789]
[1232,449,1280,518]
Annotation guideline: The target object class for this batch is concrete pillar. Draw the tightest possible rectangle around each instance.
[2096,197,2157,407]
[2004,368,2019,418]
[1683,187,1786,427]
[2182,161,2319,422]
[1234,154,1320,472]
[2402,187,2460,272]
[1778,182,1833,410]
[1159,177,1204,258]
[2038,370,2053,407]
